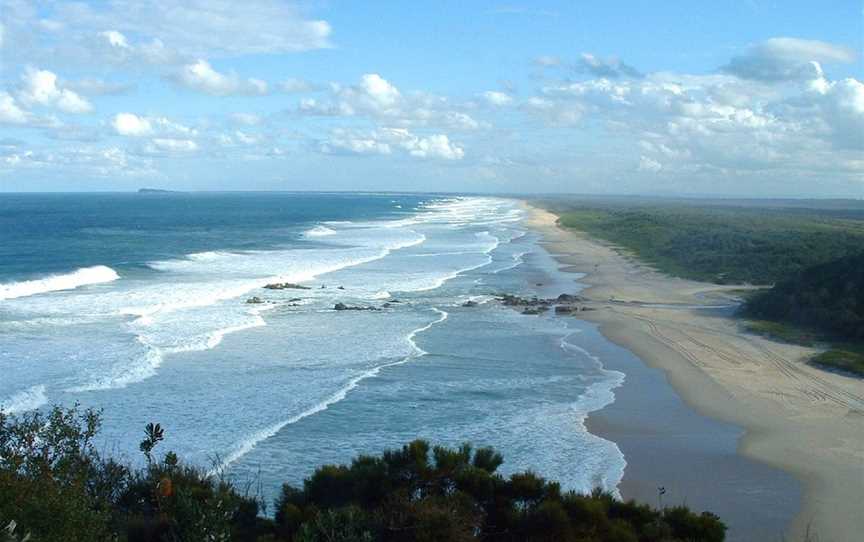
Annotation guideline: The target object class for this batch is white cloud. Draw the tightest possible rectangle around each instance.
[638,156,662,172]
[400,132,464,160]
[172,60,268,96]
[483,91,513,106]
[525,58,864,183]
[111,113,195,138]
[2,0,331,68]
[578,53,642,79]
[146,138,199,153]
[0,145,155,178]
[319,134,392,156]
[100,30,129,48]
[319,127,464,160]
[112,113,153,136]
[300,74,482,131]
[805,76,864,149]
[0,92,29,124]
[17,68,93,114]
[723,37,856,82]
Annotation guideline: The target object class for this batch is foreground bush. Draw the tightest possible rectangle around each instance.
[0,406,725,541]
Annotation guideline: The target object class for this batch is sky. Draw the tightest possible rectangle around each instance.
[0,1,862,196]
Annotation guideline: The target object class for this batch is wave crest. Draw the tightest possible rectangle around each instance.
[0,385,48,414]
[0,266,119,300]
[304,225,337,237]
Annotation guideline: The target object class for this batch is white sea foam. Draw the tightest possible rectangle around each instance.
[560,335,627,497]
[0,266,119,300]
[66,339,164,392]
[304,225,337,237]
[0,385,48,414]
[209,308,449,476]
[491,250,528,274]
[71,233,429,393]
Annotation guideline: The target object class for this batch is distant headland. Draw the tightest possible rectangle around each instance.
[137,188,183,194]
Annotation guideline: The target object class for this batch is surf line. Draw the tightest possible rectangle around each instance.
[207,307,449,477]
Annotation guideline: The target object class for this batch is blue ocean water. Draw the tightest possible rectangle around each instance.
[0,193,626,505]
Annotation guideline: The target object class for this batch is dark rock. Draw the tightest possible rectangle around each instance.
[246,296,264,304]
[462,300,478,307]
[554,305,575,314]
[263,282,310,290]
[556,294,584,303]
[334,302,380,311]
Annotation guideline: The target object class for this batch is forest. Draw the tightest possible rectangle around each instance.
[538,199,864,285]
[537,198,864,375]
[743,252,864,375]
[0,406,725,542]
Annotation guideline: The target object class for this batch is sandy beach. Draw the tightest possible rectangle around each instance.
[525,204,864,542]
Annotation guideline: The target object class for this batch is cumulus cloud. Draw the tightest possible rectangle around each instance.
[2,0,331,68]
[145,138,199,154]
[805,76,864,150]
[299,73,482,131]
[578,53,643,79]
[0,92,30,124]
[526,58,864,183]
[17,68,93,114]
[483,91,514,106]
[319,135,393,156]
[111,113,195,138]
[319,127,464,160]
[172,60,268,96]
[722,37,856,82]
[0,145,155,178]
[638,156,662,172]
[112,113,153,136]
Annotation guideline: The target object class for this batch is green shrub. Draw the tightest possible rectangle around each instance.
[0,407,727,541]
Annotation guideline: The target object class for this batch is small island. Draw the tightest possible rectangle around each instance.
[138,188,183,194]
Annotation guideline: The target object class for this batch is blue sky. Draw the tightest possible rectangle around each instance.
[1,1,862,196]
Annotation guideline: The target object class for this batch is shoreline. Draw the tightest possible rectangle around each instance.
[523,203,864,542]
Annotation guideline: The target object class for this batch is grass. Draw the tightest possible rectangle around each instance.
[810,349,864,377]
[742,320,821,347]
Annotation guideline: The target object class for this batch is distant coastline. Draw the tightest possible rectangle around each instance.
[138,188,183,194]
[523,202,864,542]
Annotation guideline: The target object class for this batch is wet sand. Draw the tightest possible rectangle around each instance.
[525,204,864,542]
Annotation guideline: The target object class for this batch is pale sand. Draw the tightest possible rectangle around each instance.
[525,204,864,542]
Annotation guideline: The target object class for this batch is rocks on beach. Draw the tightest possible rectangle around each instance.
[334,302,380,312]
[263,282,311,290]
[495,293,590,316]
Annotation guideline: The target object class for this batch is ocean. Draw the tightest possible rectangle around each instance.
[0,193,627,506]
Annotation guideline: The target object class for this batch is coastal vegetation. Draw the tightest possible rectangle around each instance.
[538,198,864,375]
[537,199,864,285]
[742,252,864,375]
[1,405,726,541]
